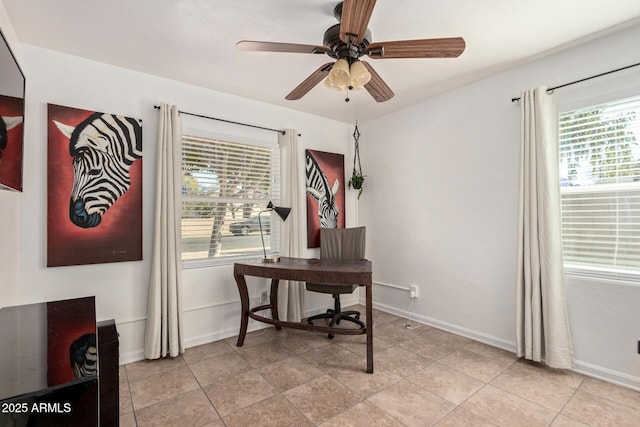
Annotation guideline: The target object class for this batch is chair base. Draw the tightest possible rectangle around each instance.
[307,307,365,339]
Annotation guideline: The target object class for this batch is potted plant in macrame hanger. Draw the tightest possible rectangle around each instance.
[348,124,366,199]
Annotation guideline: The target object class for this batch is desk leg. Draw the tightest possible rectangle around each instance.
[270,279,281,330]
[235,272,249,347]
[366,284,374,373]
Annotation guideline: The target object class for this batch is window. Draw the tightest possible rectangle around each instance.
[559,95,640,279]
[181,134,280,266]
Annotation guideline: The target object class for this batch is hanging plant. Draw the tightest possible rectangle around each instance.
[349,169,365,189]
[348,123,366,199]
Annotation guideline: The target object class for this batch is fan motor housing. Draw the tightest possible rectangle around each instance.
[323,23,371,60]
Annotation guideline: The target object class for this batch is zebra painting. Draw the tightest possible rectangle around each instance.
[305,149,345,248]
[53,112,142,228]
[70,333,97,379]
[47,103,143,267]
[0,115,22,162]
[0,93,25,191]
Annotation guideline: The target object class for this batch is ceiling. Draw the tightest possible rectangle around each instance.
[4,0,640,123]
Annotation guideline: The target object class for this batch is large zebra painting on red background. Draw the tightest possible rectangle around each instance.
[47,103,143,267]
[0,94,24,191]
[305,149,345,248]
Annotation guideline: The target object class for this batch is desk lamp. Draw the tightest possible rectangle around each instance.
[258,201,291,263]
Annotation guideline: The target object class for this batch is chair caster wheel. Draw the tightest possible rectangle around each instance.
[307,320,313,325]
[355,314,360,320]
[328,333,335,339]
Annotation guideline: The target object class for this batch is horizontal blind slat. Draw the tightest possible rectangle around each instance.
[559,94,640,276]
[181,134,281,264]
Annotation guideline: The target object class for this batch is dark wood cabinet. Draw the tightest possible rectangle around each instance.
[98,319,119,427]
[0,298,119,426]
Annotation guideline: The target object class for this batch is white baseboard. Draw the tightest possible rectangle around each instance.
[368,299,517,353]
[360,295,640,392]
[120,290,640,393]
[119,321,271,365]
[573,360,640,392]
[119,294,349,366]
[119,350,146,366]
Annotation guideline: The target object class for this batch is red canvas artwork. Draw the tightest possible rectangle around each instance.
[47,103,143,267]
[0,94,24,191]
[305,149,345,248]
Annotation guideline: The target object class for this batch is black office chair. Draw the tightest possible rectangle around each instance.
[306,226,366,338]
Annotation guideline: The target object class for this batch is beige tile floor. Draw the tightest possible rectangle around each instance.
[119,305,640,426]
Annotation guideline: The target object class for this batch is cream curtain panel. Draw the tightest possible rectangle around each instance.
[278,129,305,321]
[144,103,185,359]
[516,87,573,369]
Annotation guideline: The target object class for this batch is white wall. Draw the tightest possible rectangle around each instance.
[0,0,18,54]
[10,43,357,363]
[0,188,20,306]
[0,2,20,307]
[358,23,640,390]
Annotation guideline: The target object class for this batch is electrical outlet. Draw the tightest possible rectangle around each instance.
[260,290,269,304]
[410,285,418,299]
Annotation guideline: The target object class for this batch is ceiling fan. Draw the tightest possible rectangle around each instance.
[236,0,465,103]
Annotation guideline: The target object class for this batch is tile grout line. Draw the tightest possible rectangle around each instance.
[121,307,640,426]
[182,353,226,424]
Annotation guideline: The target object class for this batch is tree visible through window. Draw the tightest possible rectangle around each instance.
[559,95,640,277]
[181,135,280,264]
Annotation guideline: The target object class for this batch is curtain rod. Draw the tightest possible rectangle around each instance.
[153,105,301,136]
[510,60,640,103]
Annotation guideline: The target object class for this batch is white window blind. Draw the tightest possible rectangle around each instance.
[559,95,640,278]
[181,135,280,266]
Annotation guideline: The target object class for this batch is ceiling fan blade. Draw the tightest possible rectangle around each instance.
[361,61,394,102]
[285,63,334,100]
[237,40,330,55]
[366,37,466,59]
[340,0,377,44]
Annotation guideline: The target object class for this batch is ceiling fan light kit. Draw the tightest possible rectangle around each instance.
[237,0,465,103]
[325,58,351,90]
[348,60,371,89]
[324,58,371,92]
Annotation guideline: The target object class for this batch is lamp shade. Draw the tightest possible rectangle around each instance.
[260,201,291,262]
[349,60,371,90]
[325,58,350,91]
[324,77,347,91]
[267,201,291,221]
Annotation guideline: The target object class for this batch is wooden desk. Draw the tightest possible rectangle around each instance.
[234,257,374,373]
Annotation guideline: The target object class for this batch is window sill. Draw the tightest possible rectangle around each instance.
[182,252,278,269]
[563,265,640,286]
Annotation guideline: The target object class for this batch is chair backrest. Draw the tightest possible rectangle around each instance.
[319,226,366,261]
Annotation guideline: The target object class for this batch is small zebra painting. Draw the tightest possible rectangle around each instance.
[46,297,96,387]
[305,149,345,248]
[0,94,24,191]
[47,104,143,267]
[70,333,98,379]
